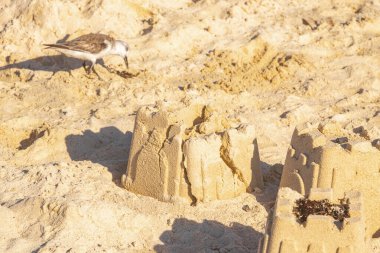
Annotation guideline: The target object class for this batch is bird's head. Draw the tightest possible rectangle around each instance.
[113,40,129,69]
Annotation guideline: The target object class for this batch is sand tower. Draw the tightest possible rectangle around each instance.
[279,122,380,239]
[121,103,263,203]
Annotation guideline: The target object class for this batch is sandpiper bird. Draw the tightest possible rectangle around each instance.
[43,33,129,79]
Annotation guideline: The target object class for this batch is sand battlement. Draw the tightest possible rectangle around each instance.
[122,103,263,203]
[259,188,366,253]
[280,122,380,239]
[291,122,380,154]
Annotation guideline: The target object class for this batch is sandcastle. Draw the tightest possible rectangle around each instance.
[259,188,365,253]
[121,103,263,203]
[279,122,380,239]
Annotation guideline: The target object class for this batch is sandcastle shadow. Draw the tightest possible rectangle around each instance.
[251,160,282,212]
[374,229,380,238]
[154,218,263,253]
[65,126,132,183]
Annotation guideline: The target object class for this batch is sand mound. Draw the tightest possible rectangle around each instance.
[185,39,313,93]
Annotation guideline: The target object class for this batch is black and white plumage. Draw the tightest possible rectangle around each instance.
[44,33,129,79]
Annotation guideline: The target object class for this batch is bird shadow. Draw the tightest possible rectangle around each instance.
[0,55,109,74]
[0,34,81,74]
[0,33,137,79]
[65,126,132,184]
[154,218,263,253]
[0,55,138,80]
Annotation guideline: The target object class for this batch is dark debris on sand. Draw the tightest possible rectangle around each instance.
[293,198,350,223]
[115,70,139,79]
[106,66,140,79]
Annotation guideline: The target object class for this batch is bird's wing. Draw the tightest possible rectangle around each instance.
[45,33,115,54]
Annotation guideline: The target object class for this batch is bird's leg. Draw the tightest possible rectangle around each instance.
[83,61,90,74]
[82,61,87,72]
[90,63,103,81]
[98,59,113,73]
[103,64,113,73]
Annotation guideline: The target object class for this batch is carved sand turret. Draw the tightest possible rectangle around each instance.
[121,103,263,203]
[280,122,380,239]
[259,188,366,253]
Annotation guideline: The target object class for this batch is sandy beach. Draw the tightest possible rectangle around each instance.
[0,0,379,252]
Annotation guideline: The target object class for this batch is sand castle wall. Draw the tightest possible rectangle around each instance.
[280,122,380,239]
[121,104,263,203]
[259,188,366,253]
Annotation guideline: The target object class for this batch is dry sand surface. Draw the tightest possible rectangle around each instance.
[0,0,379,252]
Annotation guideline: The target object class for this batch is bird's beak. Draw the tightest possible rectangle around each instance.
[124,56,129,69]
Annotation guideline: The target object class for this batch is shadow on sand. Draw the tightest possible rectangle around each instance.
[154,218,263,253]
[253,161,282,212]
[65,126,132,183]
[0,55,137,80]
[0,55,109,75]
[0,32,137,79]
[0,34,83,75]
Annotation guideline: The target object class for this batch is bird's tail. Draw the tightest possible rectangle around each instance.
[43,43,70,50]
